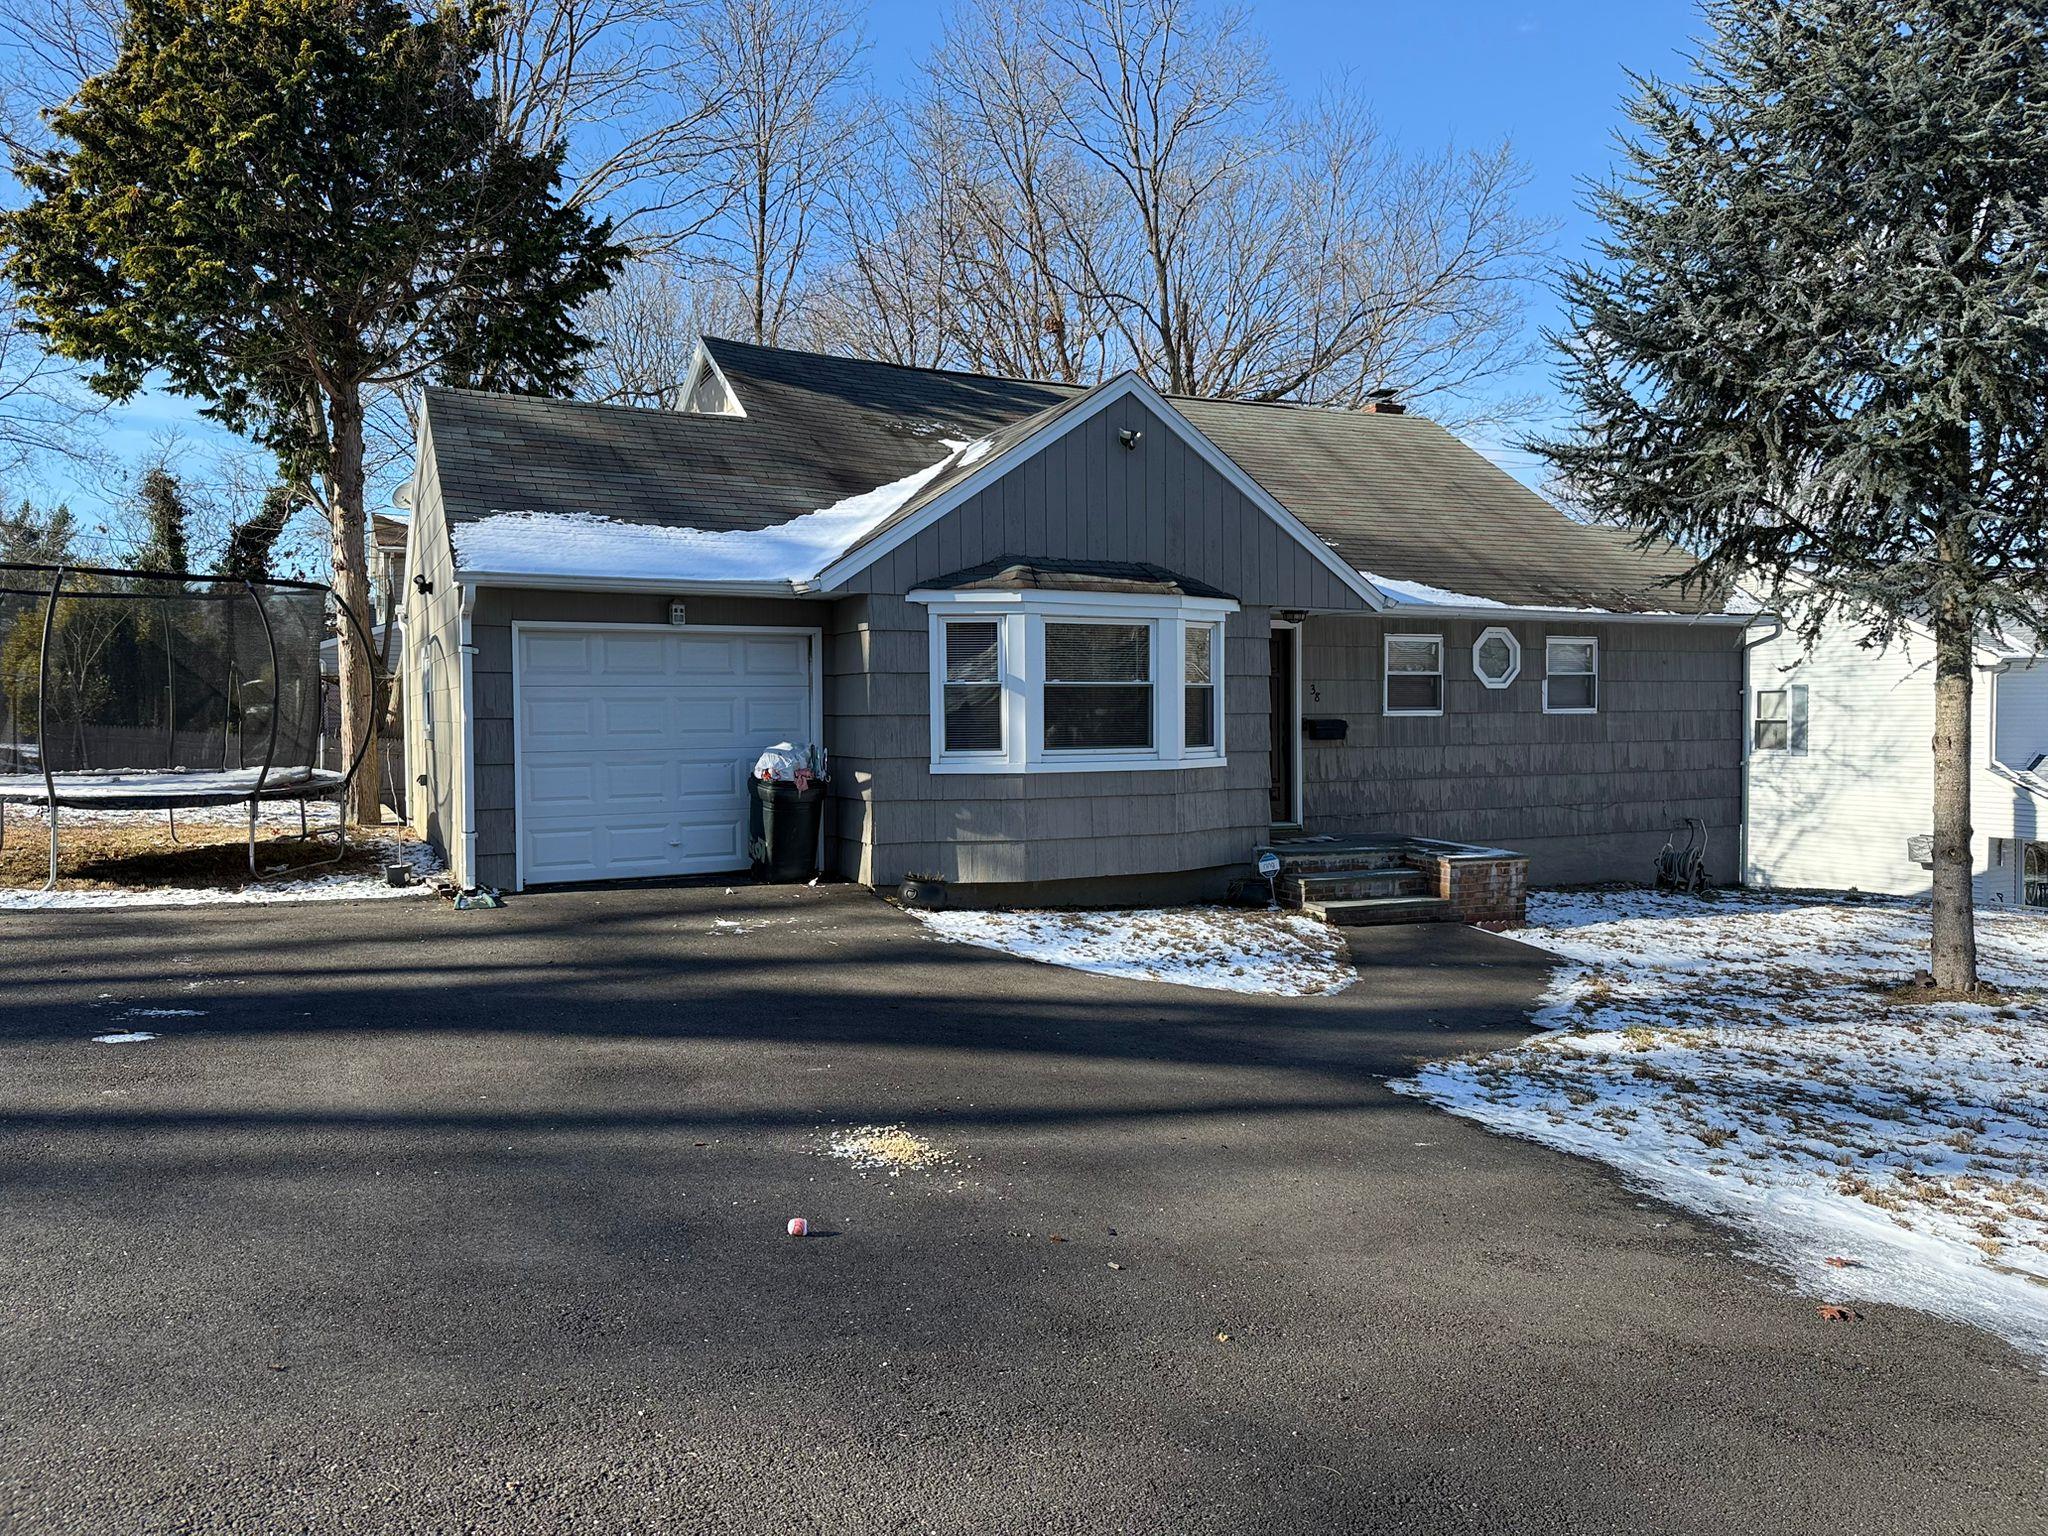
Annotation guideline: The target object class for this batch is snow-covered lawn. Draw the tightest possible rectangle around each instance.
[908,905,1355,996]
[1396,889,2048,1363]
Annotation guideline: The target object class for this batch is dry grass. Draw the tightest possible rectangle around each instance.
[0,810,410,893]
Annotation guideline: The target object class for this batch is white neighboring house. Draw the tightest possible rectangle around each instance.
[1743,609,2048,908]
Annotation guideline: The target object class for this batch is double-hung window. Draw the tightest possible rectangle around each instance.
[1183,623,1219,751]
[1543,637,1598,714]
[940,618,1005,756]
[1752,684,1807,754]
[1384,635,1444,715]
[918,593,1236,772]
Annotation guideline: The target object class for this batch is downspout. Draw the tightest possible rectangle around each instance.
[1737,612,1784,887]
[458,584,479,890]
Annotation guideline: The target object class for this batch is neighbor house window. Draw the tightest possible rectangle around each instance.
[1472,626,1520,689]
[915,594,1236,773]
[2027,843,2048,910]
[1752,685,1807,754]
[1384,635,1443,715]
[1543,637,1598,713]
[1184,623,1219,751]
[941,619,1004,755]
[1045,622,1152,751]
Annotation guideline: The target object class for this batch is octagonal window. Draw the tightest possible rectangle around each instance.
[1473,626,1521,689]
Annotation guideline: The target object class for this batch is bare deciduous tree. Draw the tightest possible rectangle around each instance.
[694,0,868,345]
[577,255,753,405]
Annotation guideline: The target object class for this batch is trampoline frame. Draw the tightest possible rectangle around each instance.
[0,560,382,890]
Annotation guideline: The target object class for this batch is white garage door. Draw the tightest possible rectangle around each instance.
[516,626,814,885]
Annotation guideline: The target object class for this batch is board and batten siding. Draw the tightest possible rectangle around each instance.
[1743,617,2046,903]
[823,394,1367,890]
[1298,615,1746,886]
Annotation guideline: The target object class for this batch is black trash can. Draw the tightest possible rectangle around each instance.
[748,778,826,882]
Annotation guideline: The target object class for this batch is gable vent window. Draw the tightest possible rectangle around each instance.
[1385,635,1444,715]
[1753,684,1808,754]
[1543,636,1599,714]
[1184,623,1218,750]
[1045,622,1152,751]
[941,619,1004,754]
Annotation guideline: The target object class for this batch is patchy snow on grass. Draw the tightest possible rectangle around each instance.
[1395,889,2048,1363]
[910,905,1355,996]
[92,1032,157,1044]
[0,837,443,910]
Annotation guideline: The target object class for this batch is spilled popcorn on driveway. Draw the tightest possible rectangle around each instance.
[1396,889,2048,1363]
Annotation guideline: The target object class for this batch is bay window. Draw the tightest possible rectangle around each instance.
[916,592,1235,772]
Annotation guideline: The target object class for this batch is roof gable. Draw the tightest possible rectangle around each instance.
[808,371,1383,609]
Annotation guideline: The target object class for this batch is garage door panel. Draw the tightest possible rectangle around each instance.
[743,636,806,675]
[745,692,810,736]
[675,635,741,676]
[525,760,598,807]
[515,626,813,886]
[523,693,599,745]
[677,695,738,734]
[597,633,670,674]
[521,634,593,677]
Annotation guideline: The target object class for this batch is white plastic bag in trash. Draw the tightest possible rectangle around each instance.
[752,742,828,785]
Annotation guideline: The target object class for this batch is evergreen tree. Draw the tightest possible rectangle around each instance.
[221,487,299,583]
[3,0,625,821]
[130,467,193,574]
[1534,0,2048,992]
[0,499,77,564]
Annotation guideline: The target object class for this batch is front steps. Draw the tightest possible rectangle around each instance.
[1260,836,1528,928]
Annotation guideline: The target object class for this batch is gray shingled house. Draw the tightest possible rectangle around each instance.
[399,338,1755,906]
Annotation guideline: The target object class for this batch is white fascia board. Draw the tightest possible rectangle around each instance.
[812,372,1385,609]
[1374,603,1762,626]
[453,569,809,599]
[908,587,1238,617]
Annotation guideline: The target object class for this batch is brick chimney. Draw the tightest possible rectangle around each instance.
[1363,387,1405,415]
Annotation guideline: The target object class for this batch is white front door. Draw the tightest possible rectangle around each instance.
[516,626,814,885]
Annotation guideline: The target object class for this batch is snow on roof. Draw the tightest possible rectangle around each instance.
[1362,570,1600,614]
[451,445,971,586]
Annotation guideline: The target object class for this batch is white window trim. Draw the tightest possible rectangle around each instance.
[1751,682,1807,755]
[936,615,1009,762]
[912,588,1237,774]
[1472,625,1521,689]
[1542,635,1600,715]
[1384,633,1445,717]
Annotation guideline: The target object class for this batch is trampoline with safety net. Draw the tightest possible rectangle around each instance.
[0,561,380,890]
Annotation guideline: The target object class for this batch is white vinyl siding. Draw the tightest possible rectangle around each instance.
[1742,618,2047,902]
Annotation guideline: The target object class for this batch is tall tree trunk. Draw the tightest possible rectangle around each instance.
[327,386,382,825]
[1929,595,1978,991]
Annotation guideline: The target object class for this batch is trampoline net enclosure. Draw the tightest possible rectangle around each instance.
[0,562,371,805]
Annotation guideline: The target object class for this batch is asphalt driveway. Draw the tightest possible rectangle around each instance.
[0,884,2042,1534]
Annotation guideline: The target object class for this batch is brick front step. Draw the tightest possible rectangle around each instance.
[1280,869,1430,903]
[1262,836,1529,928]
[1301,894,1455,927]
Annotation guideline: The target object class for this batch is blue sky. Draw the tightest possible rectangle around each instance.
[23,0,1707,527]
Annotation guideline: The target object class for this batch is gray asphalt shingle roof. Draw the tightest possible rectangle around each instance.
[423,337,1716,612]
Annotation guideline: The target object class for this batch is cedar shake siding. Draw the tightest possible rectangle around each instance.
[822,393,1366,891]
[1297,615,1745,886]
